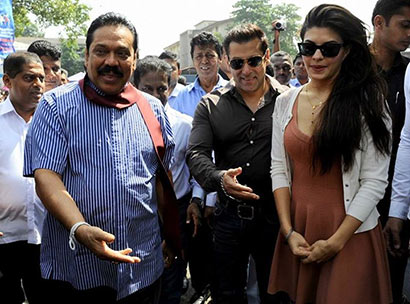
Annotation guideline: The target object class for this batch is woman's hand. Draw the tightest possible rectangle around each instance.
[288,231,311,259]
[302,238,343,264]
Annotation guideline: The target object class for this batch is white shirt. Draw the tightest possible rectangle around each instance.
[166,103,204,200]
[390,63,410,220]
[271,87,391,233]
[0,97,45,244]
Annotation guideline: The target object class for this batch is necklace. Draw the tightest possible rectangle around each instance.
[304,86,325,124]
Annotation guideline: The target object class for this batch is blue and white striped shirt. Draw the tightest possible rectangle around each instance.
[23,81,174,299]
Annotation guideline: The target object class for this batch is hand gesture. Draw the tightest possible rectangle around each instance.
[186,203,202,237]
[75,225,141,264]
[222,168,259,201]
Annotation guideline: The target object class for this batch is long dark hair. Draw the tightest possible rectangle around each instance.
[301,4,391,173]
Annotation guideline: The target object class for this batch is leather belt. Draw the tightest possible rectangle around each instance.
[220,198,256,220]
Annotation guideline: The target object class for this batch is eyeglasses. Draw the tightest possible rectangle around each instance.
[229,54,265,70]
[297,42,344,57]
[273,64,291,72]
[194,53,217,61]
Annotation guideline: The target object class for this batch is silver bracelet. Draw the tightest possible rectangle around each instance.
[285,228,294,242]
[69,222,91,251]
[220,173,237,201]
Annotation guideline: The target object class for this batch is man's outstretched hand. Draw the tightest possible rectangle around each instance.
[75,225,141,264]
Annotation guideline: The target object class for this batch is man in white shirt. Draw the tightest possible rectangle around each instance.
[133,55,207,304]
[0,51,46,303]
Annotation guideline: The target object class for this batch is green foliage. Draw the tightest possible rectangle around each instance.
[213,31,224,44]
[231,0,302,56]
[13,0,90,41]
[271,3,302,56]
[12,0,90,76]
[21,23,44,38]
[60,42,85,76]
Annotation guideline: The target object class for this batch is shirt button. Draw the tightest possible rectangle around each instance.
[346,199,350,202]
[251,117,255,122]
[250,140,254,144]
[345,184,349,187]
[246,163,250,167]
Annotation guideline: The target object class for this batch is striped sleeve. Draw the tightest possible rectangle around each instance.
[24,94,68,176]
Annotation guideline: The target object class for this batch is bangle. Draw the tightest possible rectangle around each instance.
[220,173,237,201]
[69,222,91,251]
[285,228,294,242]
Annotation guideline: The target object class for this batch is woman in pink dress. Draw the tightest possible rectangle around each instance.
[268,4,392,304]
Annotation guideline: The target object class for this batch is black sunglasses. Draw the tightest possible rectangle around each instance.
[297,42,344,57]
[229,54,265,70]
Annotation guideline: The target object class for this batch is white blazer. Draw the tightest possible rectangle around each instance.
[271,86,391,233]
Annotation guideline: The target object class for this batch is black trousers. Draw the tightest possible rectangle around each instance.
[388,220,410,304]
[211,201,280,304]
[379,187,410,304]
[41,277,161,304]
[159,192,191,304]
[0,241,44,304]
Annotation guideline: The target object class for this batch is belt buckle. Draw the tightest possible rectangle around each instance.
[237,204,254,220]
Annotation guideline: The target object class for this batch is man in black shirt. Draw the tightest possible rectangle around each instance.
[187,24,285,304]
[370,0,410,303]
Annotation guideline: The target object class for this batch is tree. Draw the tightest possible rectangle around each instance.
[271,3,302,56]
[231,0,302,56]
[21,23,44,38]
[13,0,90,42]
[13,0,91,75]
[60,42,85,77]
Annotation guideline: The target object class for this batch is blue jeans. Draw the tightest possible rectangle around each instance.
[211,200,279,304]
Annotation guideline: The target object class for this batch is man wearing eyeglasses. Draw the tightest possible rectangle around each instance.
[187,24,286,304]
[370,0,410,303]
[270,51,293,87]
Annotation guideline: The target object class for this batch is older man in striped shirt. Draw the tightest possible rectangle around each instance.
[23,13,175,303]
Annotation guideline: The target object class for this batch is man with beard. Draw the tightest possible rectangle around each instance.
[0,51,46,304]
[23,13,178,303]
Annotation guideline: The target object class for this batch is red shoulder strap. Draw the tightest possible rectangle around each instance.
[134,90,165,161]
[134,93,181,254]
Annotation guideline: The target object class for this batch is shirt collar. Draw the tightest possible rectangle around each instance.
[188,74,226,93]
[0,97,17,117]
[228,75,284,106]
[169,83,184,98]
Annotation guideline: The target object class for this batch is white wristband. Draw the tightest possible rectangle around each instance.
[69,222,90,251]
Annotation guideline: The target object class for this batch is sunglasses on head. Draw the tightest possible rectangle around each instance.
[229,54,265,70]
[297,42,344,57]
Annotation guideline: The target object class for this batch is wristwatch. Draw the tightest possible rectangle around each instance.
[190,197,204,209]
